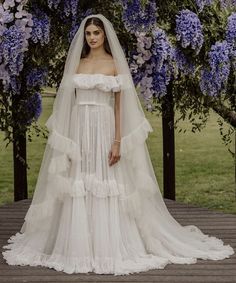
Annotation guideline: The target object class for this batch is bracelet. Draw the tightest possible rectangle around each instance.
[114,139,121,143]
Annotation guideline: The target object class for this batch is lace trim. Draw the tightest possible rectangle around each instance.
[73,74,122,93]
[48,118,152,156]
[120,118,153,156]
[47,130,78,160]
[2,232,171,275]
[23,177,144,226]
[47,173,125,199]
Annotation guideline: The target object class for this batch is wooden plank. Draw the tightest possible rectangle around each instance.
[0,275,236,282]
[0,198,235,283]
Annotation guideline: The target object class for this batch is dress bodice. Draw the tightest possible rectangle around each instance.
[72,74,121,107]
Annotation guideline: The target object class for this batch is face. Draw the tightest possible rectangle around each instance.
[85,24,105,49]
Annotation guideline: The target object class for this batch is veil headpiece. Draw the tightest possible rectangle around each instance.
[21,14,169,232]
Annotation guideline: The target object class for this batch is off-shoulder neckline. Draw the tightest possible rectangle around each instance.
[74,73,119,78]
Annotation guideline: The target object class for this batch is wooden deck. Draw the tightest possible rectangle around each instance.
[0,198,235,283]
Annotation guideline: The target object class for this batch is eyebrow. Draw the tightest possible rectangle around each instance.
[85,29,101,33]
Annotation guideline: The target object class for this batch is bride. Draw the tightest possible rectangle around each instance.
[2,14,234,275]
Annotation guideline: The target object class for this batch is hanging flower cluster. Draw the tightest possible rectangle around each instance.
[69,9,93,43]
[225,12,236,70]
[26,67,48,88]
[31,8,50,46]
[0,1,33,92]
[47,0,61,9]
[200,40,230,96]
[120,0,157,33]
[130,28,176,104]
[48,0,79,17]
[24,92,42,124]
[175,9,204,54]
[151,28,176,97]
[226,12,236,48]
[194,0,213,12]
[219,0,236,9]
[174,48,195,75]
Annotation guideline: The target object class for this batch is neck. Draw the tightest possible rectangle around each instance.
[87,46,107,59]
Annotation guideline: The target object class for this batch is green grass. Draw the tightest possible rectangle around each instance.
[145,109,236,214]
[0,96,235,214]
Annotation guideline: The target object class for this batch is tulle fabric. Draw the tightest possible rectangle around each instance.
[2,74,235,275]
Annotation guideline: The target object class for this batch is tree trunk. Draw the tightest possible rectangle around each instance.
[162,81,176,200]
[13,128,28,201]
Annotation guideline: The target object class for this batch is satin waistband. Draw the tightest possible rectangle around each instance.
[75,101,111,106]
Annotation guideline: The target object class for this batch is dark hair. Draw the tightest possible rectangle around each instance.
[81,17,112,58]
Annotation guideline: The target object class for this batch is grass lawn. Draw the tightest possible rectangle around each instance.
[0,96,235,214]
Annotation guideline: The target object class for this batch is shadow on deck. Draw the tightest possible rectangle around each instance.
[0,198,235,283]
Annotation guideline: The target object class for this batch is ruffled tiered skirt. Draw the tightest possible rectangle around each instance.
[2,99,235,275]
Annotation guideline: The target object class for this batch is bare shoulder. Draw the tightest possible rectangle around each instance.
[106,56,117,75]
[76,58,86,73]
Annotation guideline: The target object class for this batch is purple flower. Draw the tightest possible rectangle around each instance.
[226,13,236,48]
[200,41,230,96]
[220,0,236,9]
[47,0,61,9]
[0,4,14,27]
[25,92,42,124]
[120,0,157,33]
[195,0,213,12]
[151,28,175,73]
[26,67,48,88]
[174,48,195,75]
[1,25,25,75]
[176,9,204,54]
[131,28,175,99]
[63,0,79,17]
[31,8,50,46]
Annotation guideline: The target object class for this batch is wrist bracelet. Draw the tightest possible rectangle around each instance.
[114,139,121,143]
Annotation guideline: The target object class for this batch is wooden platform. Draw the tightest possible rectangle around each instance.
[0,199,235,283]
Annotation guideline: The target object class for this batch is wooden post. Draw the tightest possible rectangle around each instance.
[13,129,28,201]
[162,80,175,200]
[12,92,28,201]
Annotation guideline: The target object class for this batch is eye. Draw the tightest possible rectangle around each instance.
[85,31,91,36]
[94,30,100,35]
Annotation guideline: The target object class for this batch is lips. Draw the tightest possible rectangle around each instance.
[90,42,97,44]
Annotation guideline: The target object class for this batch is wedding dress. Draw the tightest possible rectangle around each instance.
[2,73,235,275]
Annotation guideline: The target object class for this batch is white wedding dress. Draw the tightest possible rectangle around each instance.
[2,74,234,275]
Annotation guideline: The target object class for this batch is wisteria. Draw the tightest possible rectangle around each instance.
[120,0,157,33]
[47,0,61,9]
[48,0,79,17]
[200,40,230,96]
[151,28,175,74]
[226,12,236,48]
[176,9,204,54]
[26,68,48,88]
[220,0,236,9]
[195,0,213,12]
[69,9,93,43]
[130,28,176,101]
[64,0,79,17]
[0,1,33,87]
[174,48,195,75]
[25,92,42,124]
[31,8,50,46]
[1,25,24,74]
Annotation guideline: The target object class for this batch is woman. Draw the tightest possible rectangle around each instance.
[2,14,234,275]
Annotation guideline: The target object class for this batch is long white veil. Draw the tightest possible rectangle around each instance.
[21,14,234,262]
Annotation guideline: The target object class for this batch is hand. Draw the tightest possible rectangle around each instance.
[108,142,121,166]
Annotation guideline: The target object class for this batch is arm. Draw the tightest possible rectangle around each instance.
[114,91,121,142]
[108,90,121,166]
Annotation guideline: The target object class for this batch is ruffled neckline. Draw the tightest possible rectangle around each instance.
[74,73,119,78]
[73,73,121,93]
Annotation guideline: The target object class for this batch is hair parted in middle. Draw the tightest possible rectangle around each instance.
[81,16,112,58]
